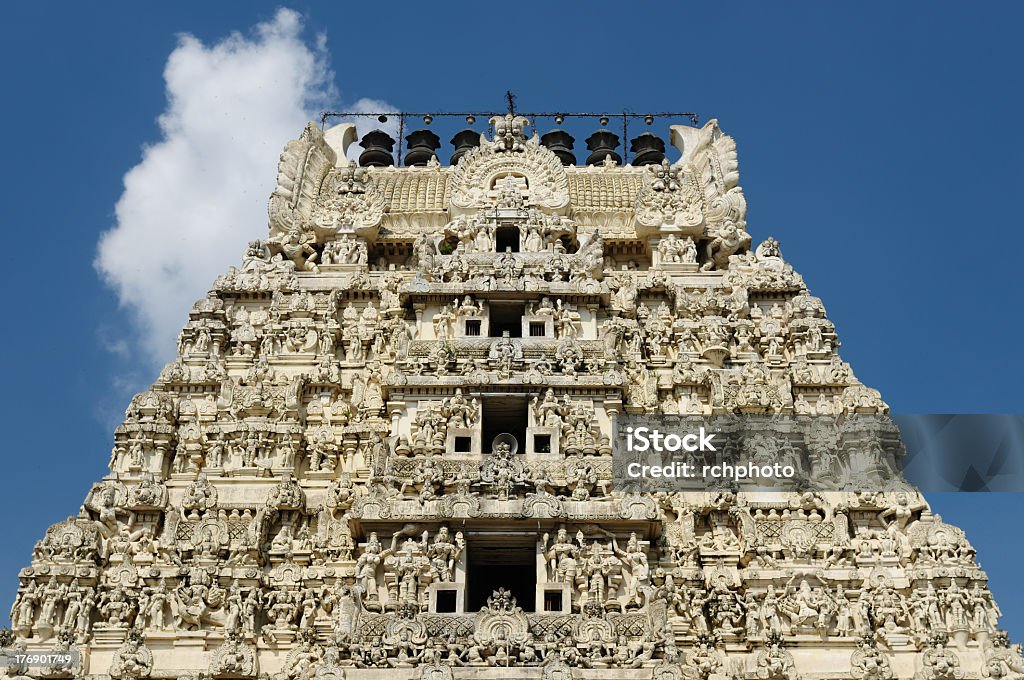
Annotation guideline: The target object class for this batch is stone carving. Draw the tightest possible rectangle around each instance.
[313,165,386,234]
[636,159,704,231]
[210,631,258,678]
[109,633,153,679]
[918,635,965,680]
[981,635,1024,679]
[471,589,530,664]
[659,234,699,265]
[449,115,570,212]
[479,439,531,499]
[181,472,218,516]
[268,227,321,273]
[852,635,894,680]
[4,114,1012,680]
[268,123,336,237]
[754,633,798,680]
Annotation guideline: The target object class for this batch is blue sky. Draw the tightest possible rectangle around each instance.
[2,2,1022,638]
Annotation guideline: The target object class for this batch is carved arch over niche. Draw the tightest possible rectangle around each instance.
[449,136,570,215]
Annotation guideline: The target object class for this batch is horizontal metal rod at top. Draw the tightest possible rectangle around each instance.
[319,111,700,126]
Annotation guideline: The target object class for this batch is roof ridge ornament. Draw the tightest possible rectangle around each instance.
[490,113,531,153]
[449,119,569,214]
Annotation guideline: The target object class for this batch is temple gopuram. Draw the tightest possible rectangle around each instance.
[5,111,1022,680]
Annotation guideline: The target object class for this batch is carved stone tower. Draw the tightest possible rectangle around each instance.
[5,114,1020,680]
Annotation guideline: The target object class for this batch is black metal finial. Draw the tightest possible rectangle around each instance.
[505,90,517,116]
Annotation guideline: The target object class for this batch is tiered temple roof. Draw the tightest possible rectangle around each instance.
[4,113,1020,680]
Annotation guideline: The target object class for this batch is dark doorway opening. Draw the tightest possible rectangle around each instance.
[436,590,457,613]
[489,302,524,337]
[467,534,536,612]
[496,226,520,253]
[482,396,528,455]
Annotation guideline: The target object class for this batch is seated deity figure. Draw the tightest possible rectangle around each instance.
[273,228,320,272]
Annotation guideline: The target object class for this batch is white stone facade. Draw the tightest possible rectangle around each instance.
[3,115,1021,680]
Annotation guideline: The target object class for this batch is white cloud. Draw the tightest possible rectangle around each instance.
[96,8,391,364]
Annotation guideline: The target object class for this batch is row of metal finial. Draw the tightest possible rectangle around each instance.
[320,95,699,167]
